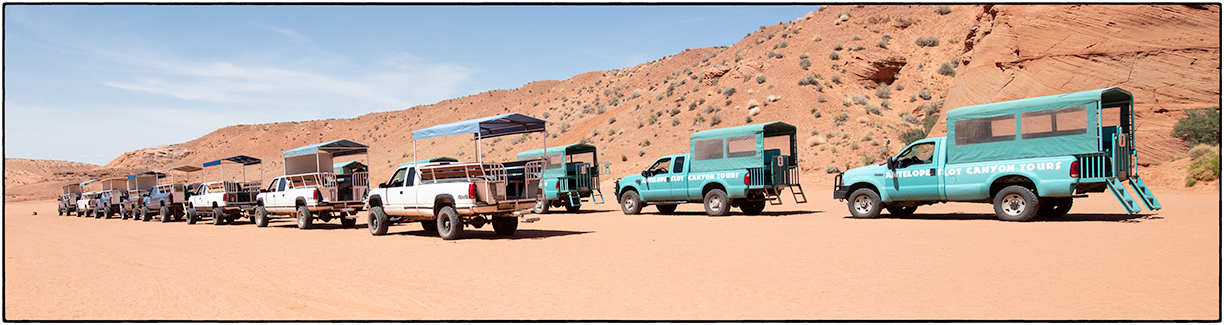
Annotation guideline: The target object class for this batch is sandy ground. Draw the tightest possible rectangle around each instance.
[4,184,1219,320]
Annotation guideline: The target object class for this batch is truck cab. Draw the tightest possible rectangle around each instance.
[835,87,1161,221]
[254,139,369,229]
[615,121,806,216]
[517,144,610,214]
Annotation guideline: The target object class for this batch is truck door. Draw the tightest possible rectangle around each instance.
[640,157,672,201]
[387,167,414,209]
[263,178,280,207]
[667,156,690,200]
[886,140,943,201]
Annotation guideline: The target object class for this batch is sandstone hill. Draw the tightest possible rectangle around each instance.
[10,4,1219,202]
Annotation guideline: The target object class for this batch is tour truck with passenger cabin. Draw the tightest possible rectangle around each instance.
[95,177,130,219]
[185,155,263,225]
[58,184,82,216]
[137,165,201,222]
[76,179,100,217]
[365,113,548,239]
[254,139,370,229]
[614,121,807,216]
[120,171,162,220]
[516,143,610,214]
[834,87,1161,221]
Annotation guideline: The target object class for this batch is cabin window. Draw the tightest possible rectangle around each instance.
[954,114,1016,145]
[672,156,686,174]
[387,168,407,187]
[694,139,724,161]
[276,179,287,192]
[266,179,280,192]
[764,135,792,157]
[648,158,672,174]
[726,135,756,158]
[1021,106,1087,139]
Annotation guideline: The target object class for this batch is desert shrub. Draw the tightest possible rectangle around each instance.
[895,84,904,91]
[1189,144,1217,160]
[922,113,941,133]
[1186,150,1220,186]
[915,36,940,47]
[710,114,722,126]
[828,51,841,60]
[756,74,767,84]
[831,75,842,84]
[865,105,883,115]
[745,115,753,123]
[834,112,849,124]
[637,120,644,128]
[881,99,892,109]
[767,51,784,59]
[860,152,877,166]
[639,150,646,157]
[875,82,891,99]
[693,114,706,125]
[878,39,889,49]
[861,131,875,142]
[723,87,736,98]
[938,62,956,76]
[899,112,921,125]
[853,45,865,51]
[670,107,681,116]
[647,114,658,125]
[798,75,818,86]
[773,41,789,49]
[1171,107,1221,146]
[899,128,927,146]
[591,128,600,137]
[621,155,628,162]
[807,135,827,147]
[825,166,841,174]
[833,43,843,51]
[936,5,952,15]
[542,112,550,119]
[689,102,698,111]
[672,117,681,126]
[817,95,827,103]
[918,88,932,100]
[813,35,823,42]
[799,58,811,70]
[851,95,869,105]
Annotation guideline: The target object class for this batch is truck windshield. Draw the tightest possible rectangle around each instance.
[648,158,672,174]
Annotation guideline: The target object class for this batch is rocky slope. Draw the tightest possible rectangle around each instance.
[10,4,1219,201]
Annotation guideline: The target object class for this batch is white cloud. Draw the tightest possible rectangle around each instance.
[261,24,306,42]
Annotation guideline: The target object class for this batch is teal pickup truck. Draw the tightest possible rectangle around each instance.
[517,143,610,213]
[615,121,807,216]
[834,87,1161,221]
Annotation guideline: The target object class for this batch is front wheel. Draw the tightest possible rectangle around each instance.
[886,206,917,217]
[58,206,65,216]
[421,220,437,231]
[740,200,766,215]
[492,216,518,236]
[703,189,731,216]
[142,206,153,222]
[186,208,198,224]
[532,199,550,214]
[296,206,313,229]
[848,188,883,218]
[368,206,389,236]
[994,185,1039,222]
[656,204,678,214]
[620,191,642,215]
[212,207,225,225]
[255,206,269,227]
[119,206,129,220]
[436,206,462,240]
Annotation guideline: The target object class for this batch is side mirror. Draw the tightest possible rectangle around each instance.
[887,157,896,169]
[378,182,388,188]
[641,171,650,177]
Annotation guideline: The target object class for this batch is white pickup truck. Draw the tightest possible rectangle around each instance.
[254,139,369,229]
[183,155,263,225]
[365,113,550,239]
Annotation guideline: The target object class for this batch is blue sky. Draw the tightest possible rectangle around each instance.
[5,5,815,165]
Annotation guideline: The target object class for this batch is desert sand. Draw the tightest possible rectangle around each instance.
[5,182,1218,320]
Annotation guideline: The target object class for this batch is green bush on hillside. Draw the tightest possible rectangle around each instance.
[1171,107,1221,146]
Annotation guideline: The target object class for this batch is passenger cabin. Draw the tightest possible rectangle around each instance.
[126,171,164,200]
[282,139,369,203]
[516,143,610,206]
[199,155,263,203]
[946,87,1160,213]
[410,113,548,204]
[61,184,82,203]
[98,177,130,204]
[157,165,202,201]
[689,121,805,204]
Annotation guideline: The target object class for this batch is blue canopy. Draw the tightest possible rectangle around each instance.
[203,155,263,167]
[127,171,167,180]
[283,139,368,158]
[79,179,100,186]
[412,113,547,140]
[398,157,459,167]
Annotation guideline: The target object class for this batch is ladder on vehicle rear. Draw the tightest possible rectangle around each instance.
[762,155,807,205]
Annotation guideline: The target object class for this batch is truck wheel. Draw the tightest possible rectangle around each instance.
[532,199,550,214]
[886,206,917,217]
[186,208,198,224]
[563,199,580,213]
[492,216,518,236]
[341,215,356,228]
[58,206,65,216]
[368,206,389,235]
[1037,197,1073,218]
[436,206,462,240]
[620,191,643,215]
[119,206,129,220]
[740,201,766,215]
[703,189,731,216]
[296,206,313,229]
[160,206,171,223]
[848,188,883,218]
[255,206,269,227]
[142,206,153,222]
[421,220,437,231]
[994,185,1039,222]
[103,205,113,219]
[93,207,102,219]
[656,204,678,214]
[76,208,83,217]
[212,207,225,225]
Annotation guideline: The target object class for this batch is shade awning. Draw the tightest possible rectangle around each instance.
[283,139,368,158]
[127,171,167,180]
[412,113,547,140]
[165,165,203,173]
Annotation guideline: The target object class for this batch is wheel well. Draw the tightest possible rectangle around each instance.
[845,182,879,200]
[367,195,382,207]
[701,182,726,197]
[296,198,308,207]
[990,175,1037,198]
[620,186,637,197]
[434,194,455,215]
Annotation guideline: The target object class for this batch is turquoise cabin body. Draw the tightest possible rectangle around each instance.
[834,87,1161,221]
[516,144,607,213]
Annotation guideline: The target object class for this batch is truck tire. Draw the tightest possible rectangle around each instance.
[563,199,580,213]
[620,190,643,215]
[886,206,917,217]
[421,220,437,231]
[94,207,102,219]
[341,215,356,228]
[436,206,462,240]
[703,189,731,216]
[1037,197,1073,218]
[102,205,112,219]
[142,206,153,222]
[740,201,766,215]
[58,206,65,216]
[160,206,171,223]
[296,205,313,229]
[848,188,883,218]
[186,208,198,224]
[119,206,129,220]
[255,206,269,227]
[212,206,225,224]
[532,199,550,214]
[492,216,518,236]
[656,204,678,214]
[368,206,389,236]
[76,208,83,217]
[994,185,1039,222]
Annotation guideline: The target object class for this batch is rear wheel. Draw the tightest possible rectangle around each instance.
[341,214,357,228]
[119,206,129,220]
[994,185,1039,222]
[1037,197,1073,218]
[141,206,152,222]
[421,220,437,231]
[886,206,917,217]
[562,199,580,213]
[103,205,113,219]
[492,216,518,236]
[436,206,462,240]
[296,205,313,229]
[186,208,198,224]
[848,188,883,218]
[160,206,171,223]
[368,206,389,236]
[656,204,678,214]
[59,206,65,216]
[741,200,766,215]
[620,191,642,215]
[532,199,550,214]
[255,206,269,227]
[212,207,225,225]
[703,189,731,216]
